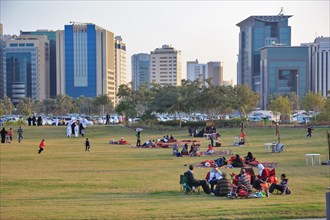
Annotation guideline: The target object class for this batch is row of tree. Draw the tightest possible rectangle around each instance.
[0,95,113,117]
[116,80,328,123]
[0,79,329,123]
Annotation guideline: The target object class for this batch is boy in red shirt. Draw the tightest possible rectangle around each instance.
[38,139,46,154]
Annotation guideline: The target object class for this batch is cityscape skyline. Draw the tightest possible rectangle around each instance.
[1,1,329,84]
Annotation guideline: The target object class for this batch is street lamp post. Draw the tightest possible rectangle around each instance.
[296,74,299,123]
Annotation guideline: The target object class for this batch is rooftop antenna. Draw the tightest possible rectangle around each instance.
[278,7,284,16]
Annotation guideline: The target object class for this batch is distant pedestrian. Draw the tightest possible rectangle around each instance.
[38,139,46,154]
[307,126,313,137]
[85,138,91,151]
[1,127,7,143]
[74,124,79,137]
[66,125,72,137]
[17,126,23,143]
[8,128,14,142]
[136,131,141,147]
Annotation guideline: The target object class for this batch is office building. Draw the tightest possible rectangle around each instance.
[301,36,330,97]
[131,53,150,91]
[187,60,223,86]
[20,30,57,97]
[4,35,50,104]
[0,23,3,99]
[187,59,208,83]
[237,15,292,93]
[150,45,182,86]
[260,46,310,109]
[115,36,127,101]
[208,61,223,86]
[56,23,116,103]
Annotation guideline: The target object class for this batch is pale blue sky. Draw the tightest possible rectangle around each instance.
[1,0,329,83]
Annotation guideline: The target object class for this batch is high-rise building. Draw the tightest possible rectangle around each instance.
[207,61,223,86]
[56,23,116,103]
[260,46,310,109]
[187,59,208,83]
[237,15,292,93]
[115,36,127,101]
[20,30,57,98]
[0,23,4,99]
[150,45,182,86]
[4,35,50,104]
[187,60,223,86]
[131,53,150,91]
[301,36,330,97]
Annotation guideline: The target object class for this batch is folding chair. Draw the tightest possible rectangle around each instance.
[182,172,200,195]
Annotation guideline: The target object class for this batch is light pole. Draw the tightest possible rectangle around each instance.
[296,74,299,123]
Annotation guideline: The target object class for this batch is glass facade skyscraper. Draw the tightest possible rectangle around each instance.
[20,30,57,98]
[260,46,310,109]
[237,15,292,93]
[131,53,150,91]
[4,35,50,104]
[56,23,116,102]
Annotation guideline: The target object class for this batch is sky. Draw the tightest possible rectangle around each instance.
[1,0,329,84]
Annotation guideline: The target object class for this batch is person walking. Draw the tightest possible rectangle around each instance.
[74,123,79,138]
[85,138,91,151]
[136,131,141,147]
[7,128,13,143]
[17,126,23,143]
[306,126,313,137]
[38,139,46,154]
[1,127,7,143]
[66,125,72,137]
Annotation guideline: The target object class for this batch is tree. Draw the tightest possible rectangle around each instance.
[93,95,113,116]
[316,93,330,121]
[16,97,34,117]
[231,85,260,118]
[301,92,324,113]
[116,84,136,121]
[1,96,14,115]
[40,99,56,115]
[268,96,291,121]
[55,95,73,115]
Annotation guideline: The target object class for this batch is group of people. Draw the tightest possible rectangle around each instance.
[185,163,290,198]
[27,115,43,126]
[66,120,86,138]
[1,127,23,143]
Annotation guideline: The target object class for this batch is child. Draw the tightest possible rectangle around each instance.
[269,173,290,195]
[85,138,90,151]
[38,139,46,154]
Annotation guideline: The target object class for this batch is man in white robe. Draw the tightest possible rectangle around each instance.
[66,125,72,137]
[74,124,79,137]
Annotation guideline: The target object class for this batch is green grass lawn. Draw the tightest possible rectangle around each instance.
[0,125,329,219]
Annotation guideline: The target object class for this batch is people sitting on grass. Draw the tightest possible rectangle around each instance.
[229,168,253,198]
[205,164,222,191]
[244,152,258,166]
[186,164,211,194]
[211,172,231,197]
[253,164,270,191]
[172,143,179,156]
[230,154,244,168]
[206,144,214,155]
[269,173,291,195]
[170,134,174,141]
[142,140,157,148]
[109,138,128,145]
[215,139,221,147]
[189,143,200,157]
[181,143,189,155]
